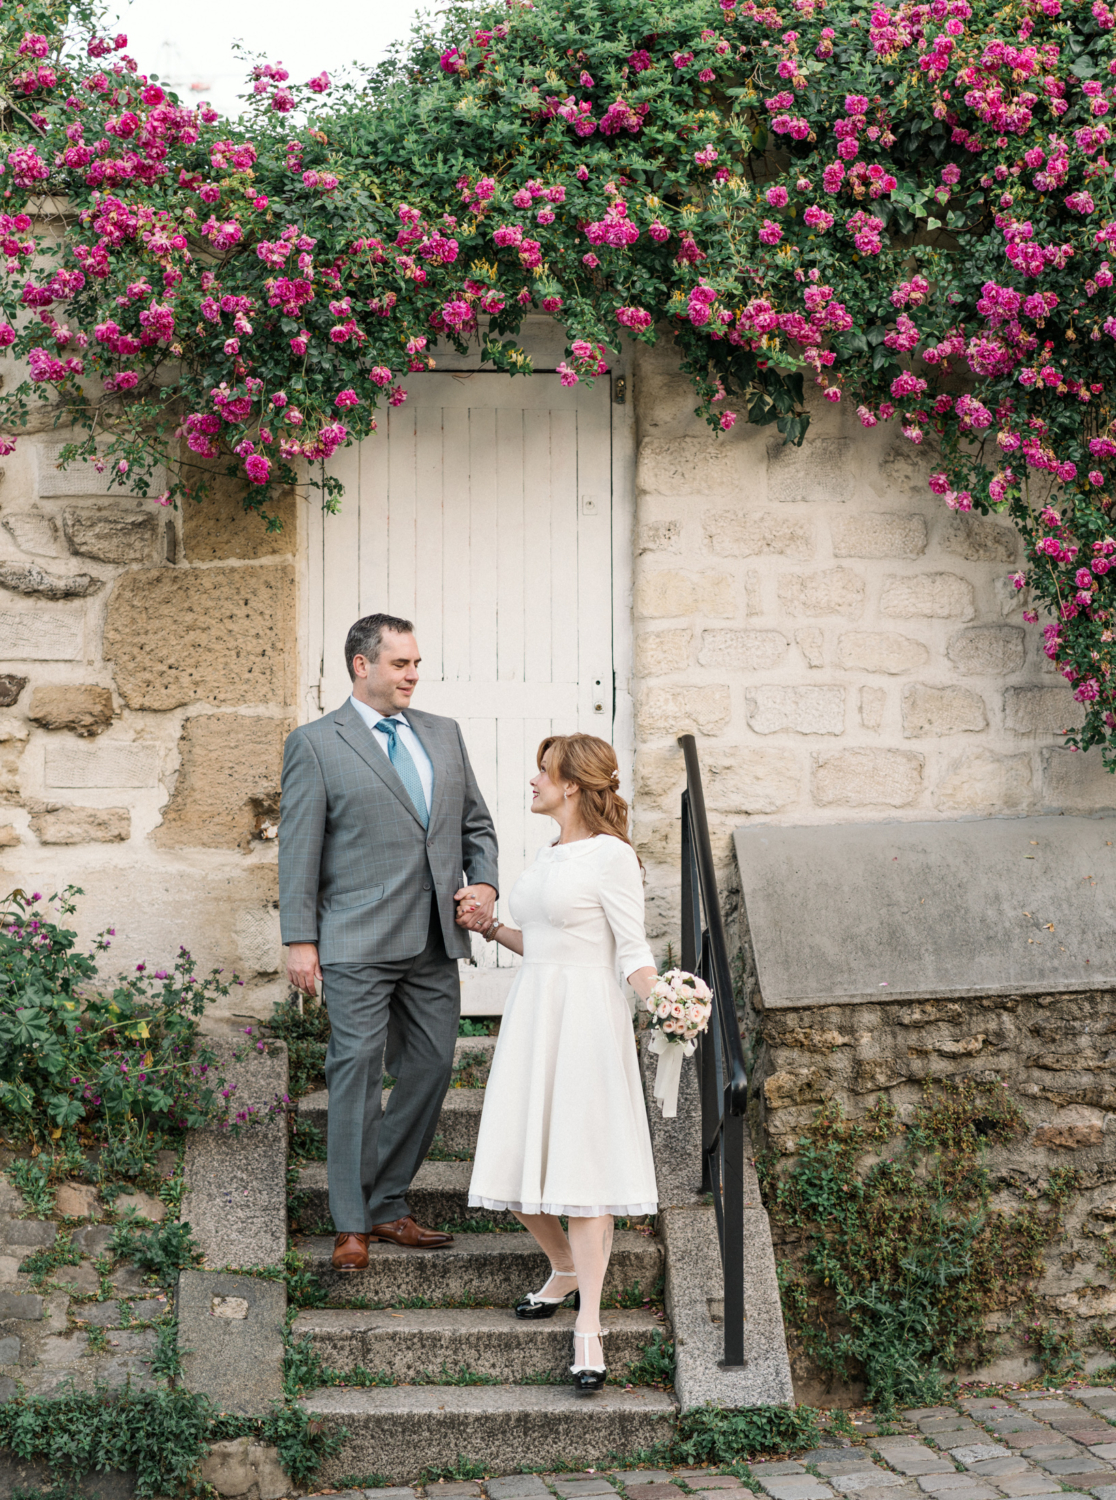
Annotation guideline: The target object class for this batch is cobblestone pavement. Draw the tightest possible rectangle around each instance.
[307,1387,1116,1500]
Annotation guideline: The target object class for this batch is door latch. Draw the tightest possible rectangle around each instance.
[592,678,605,713]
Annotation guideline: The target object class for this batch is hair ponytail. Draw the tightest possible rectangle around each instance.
[537,734,636,853]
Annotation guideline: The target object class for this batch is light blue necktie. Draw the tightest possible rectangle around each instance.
[376,718,429,828]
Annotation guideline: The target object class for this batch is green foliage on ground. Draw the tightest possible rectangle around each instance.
[265,994,331,1099]
[0,888,235,1172]
[458,1018,497,1038]
[672,1403,821,1463]
[625,1329,676,1390]
[760,1079,1077,1414]
[109,1215,204,1289]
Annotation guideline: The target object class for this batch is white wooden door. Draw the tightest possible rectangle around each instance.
[310,372,615,1009]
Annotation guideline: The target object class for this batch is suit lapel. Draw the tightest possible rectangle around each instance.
[406,710,447,829]
[332,705,426,828]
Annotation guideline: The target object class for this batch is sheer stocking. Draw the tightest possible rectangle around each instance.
[513,1211,577,1299]
[567,1214,614,1369]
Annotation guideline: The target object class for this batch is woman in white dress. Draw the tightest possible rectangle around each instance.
[457,733,659,1393]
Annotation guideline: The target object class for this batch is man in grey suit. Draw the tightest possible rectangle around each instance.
[279,613,498,1270]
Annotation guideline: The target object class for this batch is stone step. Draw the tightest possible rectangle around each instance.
[297,1087,483,1159]
[294,1159,518,1231]
[291,1305,668,1382]
[295,1229,664,1307]
[302,1383,677,1482]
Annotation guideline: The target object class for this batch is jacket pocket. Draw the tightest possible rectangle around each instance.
[328,885,385,912]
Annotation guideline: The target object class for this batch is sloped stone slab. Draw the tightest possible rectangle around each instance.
[177,1270,285,1417]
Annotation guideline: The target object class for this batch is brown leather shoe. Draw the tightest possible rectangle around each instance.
[331,1232,370,1270]
[368,1216,454,1249]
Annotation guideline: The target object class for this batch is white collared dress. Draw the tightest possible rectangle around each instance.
[468,834,659,1218]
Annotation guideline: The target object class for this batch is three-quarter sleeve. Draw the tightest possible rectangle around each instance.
[597,838,656,981]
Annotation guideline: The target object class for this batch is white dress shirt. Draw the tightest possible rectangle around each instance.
[349,696,434,812]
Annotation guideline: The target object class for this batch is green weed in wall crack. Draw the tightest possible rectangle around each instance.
[761,1080,1068,1414]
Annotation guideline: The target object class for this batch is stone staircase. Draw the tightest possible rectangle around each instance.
[290,1036,677,1481]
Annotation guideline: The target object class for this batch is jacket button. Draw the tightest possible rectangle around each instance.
[422,881,432,891]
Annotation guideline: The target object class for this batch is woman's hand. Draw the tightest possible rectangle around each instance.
[626,965,658,1004]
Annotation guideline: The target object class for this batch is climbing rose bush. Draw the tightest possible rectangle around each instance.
[1,0,1116,752]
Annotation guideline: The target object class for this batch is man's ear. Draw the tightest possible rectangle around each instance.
[352,653,369,680]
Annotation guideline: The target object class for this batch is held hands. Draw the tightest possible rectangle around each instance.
[287,942,322,998]
[454,882,497,935]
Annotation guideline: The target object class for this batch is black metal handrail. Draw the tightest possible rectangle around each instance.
[678,732,749,1368]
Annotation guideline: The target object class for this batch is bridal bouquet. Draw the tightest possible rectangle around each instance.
[644,969,713,1119]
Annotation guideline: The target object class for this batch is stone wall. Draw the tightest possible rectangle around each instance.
[627,335,1113,950]
[0,391,297,1021]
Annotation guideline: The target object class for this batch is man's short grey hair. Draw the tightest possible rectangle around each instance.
[344,612,416,681]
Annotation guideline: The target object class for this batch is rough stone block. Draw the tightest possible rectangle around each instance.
[0,608,83,660]
[1004,686,1085,734]
[489,1481,550,1500]
[0,1336,19,1363]
[767,436,854,504]
[1041,748,1116,810]
[635,686,731,739]
[949,1447,1012,1466]
[635,629,692,676]
[703,509,815,559]
[0,1291,41,1319]
[114,1190,166,1223]
[746,685,845,736]
[179,1271,286,1415]
[29,685,114,737]
[947,626,1026,676]
[811,748,924,807]
[45,741,159,788]
[0,1220,55,1247]
[796,628,824,667]
[701,749,798,816]
[638,520,681,554]
[633,569,735,620]
[698,629,788,670]
[861,687,886,731]
[103,563,295,711]
[30,806,130,844]
[778,568,866,619]
[155,712,289,852]
[37,442,167,498]
[0,563,102,600]
[901,684,988,737]
[838,631,930,675]
[3,511,64,558]
[757,1482,833,1500]
[934,749,1033,813]
[880,573,975,620]
[941,513,1019,562]
[54,1182,102,1218]
[63,507,158,565]
[832,513,927,559]
[637,436,738,495]
[763,1069,827,1107]
[0,675,27,707]
[181,451,297,562]
[0,827,18,847]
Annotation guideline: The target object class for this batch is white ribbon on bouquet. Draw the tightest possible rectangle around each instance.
[648,1028,697,1119]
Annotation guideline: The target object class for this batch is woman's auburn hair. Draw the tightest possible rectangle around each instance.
[537,733,636,853]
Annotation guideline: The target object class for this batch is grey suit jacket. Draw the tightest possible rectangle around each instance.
[278,702,499,965]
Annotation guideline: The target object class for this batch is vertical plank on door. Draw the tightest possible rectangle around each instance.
[549,408,579,725]
[468,407,498,686]
[321,441,361,710]
[522,412,553,687]
[494,711,525,968]
[575,387,614,730]
[414,405,445,683]
[496,407,526,685]
[386,405,418,622]
[441,408,471,686]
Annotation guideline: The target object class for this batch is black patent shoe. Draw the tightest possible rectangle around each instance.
[515,1273,580,1320]
[570,1330,607,1393]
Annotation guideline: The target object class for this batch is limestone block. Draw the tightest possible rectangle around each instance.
[633,746,685,808]
[114,1190,166,1222]
[635,686,731,739]
[638,520,681,554]
[1042,748,1116,810]
[703,508,814,559]
[636,437,738,496]
[30,806,130,843]
[103,563,295,710]
[901,684,988,737]
[831,512,927,559]
[156,713,290,851]
[837,631,929,675]
[181,452,296,562]
[880,573,975,620]
[29,685,114,737]
[0,675,27,706]
[947,626,1026,677]
[201,1438,255,1497]
[796,628,824,667]
[941,513,1019,563]
[777,567,866,619]
[2,510,64,558]
[37,441,167,498]
[861,687,886,731]
[63,507,158,565]
[635,628,691,676]
[703,749,799,814]
[767,436,854,503]
[935,749,1033,813]
[993,573,1026,618]
[0,399,71,437]
[746,685,845,736]
[0,826,19,847]
[1004,686,1085,734]
[698,629,788,670]
[0,608,82,660]
[54,1183,102,1218]
[0,741,23,802]
[0,563,102,601]
[633,569,735,620]
[634,815,684,864]
[744,569,763,615]
[46,740,160,789]
[812,747,924,807]
[763,1068,827,1107]
[1033,1106,1105,1150]
[877,438,941,499]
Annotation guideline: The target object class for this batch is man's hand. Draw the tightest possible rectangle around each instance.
[454,882,497,933]
[287,942,323,997]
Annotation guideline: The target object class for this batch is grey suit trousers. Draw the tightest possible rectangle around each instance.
[321,900,459,1230]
